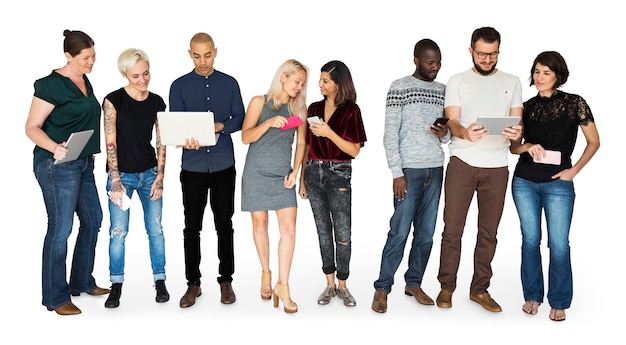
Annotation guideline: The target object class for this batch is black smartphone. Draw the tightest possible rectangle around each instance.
[433,118,449,126]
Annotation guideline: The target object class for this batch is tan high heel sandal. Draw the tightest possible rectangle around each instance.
[261,271,272,300]
[273,283,298,313]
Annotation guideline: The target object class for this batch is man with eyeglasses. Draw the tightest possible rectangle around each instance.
[435,26,522,313]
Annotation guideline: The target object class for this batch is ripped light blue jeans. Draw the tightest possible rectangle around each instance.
[106,166,166,283]
[304,160,352,280]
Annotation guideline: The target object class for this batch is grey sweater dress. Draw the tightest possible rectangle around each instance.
[241,97,298,211]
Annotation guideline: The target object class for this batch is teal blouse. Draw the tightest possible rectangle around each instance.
[31,71,101,169]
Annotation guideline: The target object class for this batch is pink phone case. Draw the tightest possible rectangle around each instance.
[533,150,561,165]
[281,116,303,130]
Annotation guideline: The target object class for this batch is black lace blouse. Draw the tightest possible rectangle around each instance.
[513,90,594,183]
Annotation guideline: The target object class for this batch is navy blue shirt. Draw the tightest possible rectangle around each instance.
[169,69,245,173]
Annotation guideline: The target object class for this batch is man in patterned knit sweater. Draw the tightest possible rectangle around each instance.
[372,38,449,313]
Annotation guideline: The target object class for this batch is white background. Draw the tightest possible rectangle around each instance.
[2,1,623,343]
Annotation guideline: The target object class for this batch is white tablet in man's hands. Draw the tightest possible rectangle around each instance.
[475,117,520,134]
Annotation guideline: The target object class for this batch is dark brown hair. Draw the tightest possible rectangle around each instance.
[320,60,357,106]
[529,51,569,89]
[471,27,500,48]
[63,29,94,57]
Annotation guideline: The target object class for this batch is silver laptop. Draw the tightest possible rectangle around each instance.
[157,111,218,146]
[54,129,94,164]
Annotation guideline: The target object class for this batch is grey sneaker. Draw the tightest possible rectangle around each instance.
[337,288,356,306]
[317,286,337,305]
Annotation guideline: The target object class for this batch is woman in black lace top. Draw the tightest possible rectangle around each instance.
[510,51,600,322]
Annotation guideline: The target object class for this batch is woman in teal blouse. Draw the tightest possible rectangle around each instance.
[25,30,109,316]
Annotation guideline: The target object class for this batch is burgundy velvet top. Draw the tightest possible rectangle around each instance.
[306,99,367,161]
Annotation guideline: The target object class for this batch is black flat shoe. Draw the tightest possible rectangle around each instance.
[105,283,122,308]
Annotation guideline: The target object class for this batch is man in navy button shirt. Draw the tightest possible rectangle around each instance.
[169,32,245,307]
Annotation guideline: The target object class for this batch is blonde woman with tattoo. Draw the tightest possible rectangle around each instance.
[102,48,169,308]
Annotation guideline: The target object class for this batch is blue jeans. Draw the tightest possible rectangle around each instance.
[304,160,352,280]
[106,166,166,283]
[374,167,443,293]
[512,176,575,310]
[34,157,103,309]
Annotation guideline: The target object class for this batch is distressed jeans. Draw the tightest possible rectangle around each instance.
[106,166,166,283]
[304,160,352,280]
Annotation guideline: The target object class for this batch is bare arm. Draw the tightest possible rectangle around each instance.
[151,117,166,200]
[103,98,126,203]
[241,95,289,144]
[555,121,600,181]
[285,121,307,189]
[445,105,486,142]
[25,96,70,160]
[298,143,310,199]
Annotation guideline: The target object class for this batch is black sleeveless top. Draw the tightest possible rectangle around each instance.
[103,88,166,173]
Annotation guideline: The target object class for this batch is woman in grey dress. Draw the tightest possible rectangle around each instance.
[241,59,308,313]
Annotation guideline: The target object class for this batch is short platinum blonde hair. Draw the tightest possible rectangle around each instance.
[117,48,150,75]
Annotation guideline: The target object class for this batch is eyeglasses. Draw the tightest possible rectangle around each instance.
[473,50,499,59]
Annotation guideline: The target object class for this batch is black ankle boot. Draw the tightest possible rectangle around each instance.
[105,283,122,308]
[155,280,170,303]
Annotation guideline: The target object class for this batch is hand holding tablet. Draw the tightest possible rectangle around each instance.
[475,117,520,134]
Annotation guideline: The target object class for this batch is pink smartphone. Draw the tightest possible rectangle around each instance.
[281,116,303,130]
[533,150,561,165]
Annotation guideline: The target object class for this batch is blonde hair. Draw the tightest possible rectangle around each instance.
[117,48,150,75]
[266,59,308,119]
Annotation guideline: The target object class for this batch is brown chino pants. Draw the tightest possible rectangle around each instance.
[437,156,509,295]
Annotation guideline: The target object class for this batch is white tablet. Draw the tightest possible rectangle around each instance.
[475,117,520,134]
[157,111,217,146]
[54,129,94,164]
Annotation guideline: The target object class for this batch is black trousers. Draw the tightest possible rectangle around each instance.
[180,166,236,285]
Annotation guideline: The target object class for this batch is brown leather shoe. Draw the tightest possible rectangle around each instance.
[436,289,453,308]
[220,281,236,304]
[371,288,388,313]
[71,286,111,296]
[179,285,202,308]
[405,286,434,305]
[47,301,82,315]
[469,292,502,312]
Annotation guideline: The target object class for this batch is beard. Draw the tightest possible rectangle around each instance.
[416,65,436,82]
[473,60,497,75]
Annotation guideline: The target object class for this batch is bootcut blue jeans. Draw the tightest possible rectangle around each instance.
[34,156,103,309]
[512,176,575,310]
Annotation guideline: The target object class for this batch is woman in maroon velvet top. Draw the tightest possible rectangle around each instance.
[298,60,367,307]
